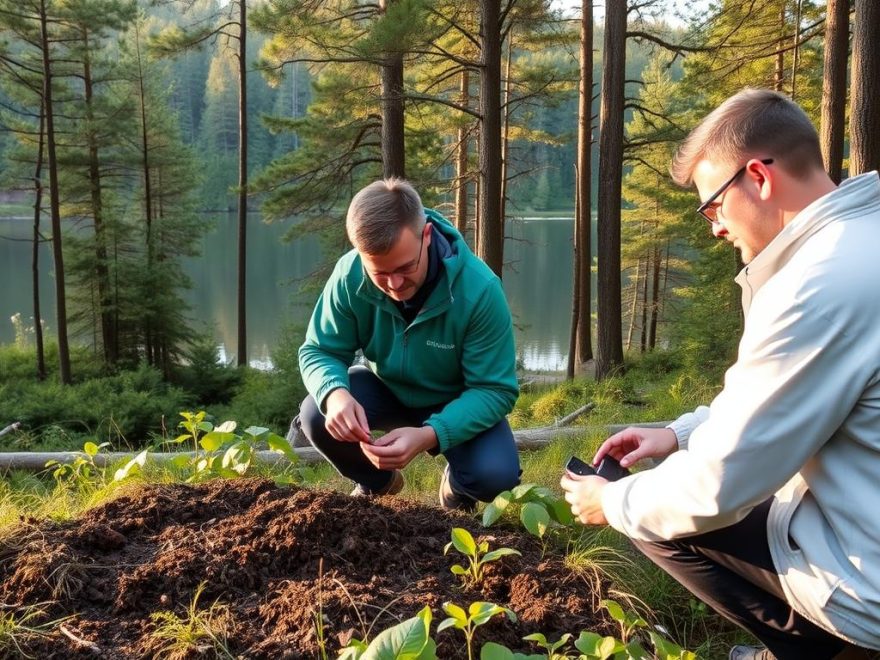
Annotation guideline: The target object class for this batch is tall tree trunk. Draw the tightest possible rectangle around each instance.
[454,69,470,236]
[82,30,117,365]
[477,0,503,277]
[639,253,648,353]
[237,0,249,367]
[648,246,660,351]
[774,3,786,91]
[575,0,593,365]
[790,0,803,99]
[39,0,71,384]
[32,102,47,381]
[849,0,880,175]
[499,33,513,240]
[380,0,406,178]
[135,22,156,365]
[595,0,625,379]
[820,0,849,183]
[567,165,580,380]
[625,256,641,352]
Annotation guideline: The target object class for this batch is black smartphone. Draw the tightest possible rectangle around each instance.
[595,455,630,482]
[565,455,596,476]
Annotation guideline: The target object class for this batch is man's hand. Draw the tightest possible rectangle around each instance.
[593,426,678,469]
[560,472,608,525]
[360,426,438,471]
[324,388,371,443]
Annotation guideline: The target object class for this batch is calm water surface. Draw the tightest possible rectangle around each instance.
[0,213,588,371]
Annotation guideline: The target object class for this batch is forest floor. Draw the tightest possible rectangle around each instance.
[0,478,617,659]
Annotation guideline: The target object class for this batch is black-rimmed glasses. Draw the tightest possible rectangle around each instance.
[697,158,774,224]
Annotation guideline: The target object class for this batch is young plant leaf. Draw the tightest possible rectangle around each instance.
[481,548,521,563]
[114,449,149,482]
[361,605,435,660]
[520,502,550,538]
[482,491,512,527]
[448,528,477,556]
[200,431,234,452]
[267,433,298,462]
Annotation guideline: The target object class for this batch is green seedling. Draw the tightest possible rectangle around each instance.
[482,483,574,540]
[169,412,299,482]
[573,631,627,660]
[338,605,436,660]
[522,632,573,659]
[45,440,110,487]
[444,527,521,586]
[438,601,516,660]
[602,600,647,643]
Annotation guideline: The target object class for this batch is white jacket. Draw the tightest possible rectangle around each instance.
[601,172,880,648]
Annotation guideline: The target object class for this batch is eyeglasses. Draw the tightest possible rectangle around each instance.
[368,226,427,280]
[697,158,774,224]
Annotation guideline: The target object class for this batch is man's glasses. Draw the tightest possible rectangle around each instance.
[369,226,427,279]
[697,158,774,224]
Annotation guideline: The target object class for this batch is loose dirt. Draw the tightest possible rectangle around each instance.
[0,479,615,658]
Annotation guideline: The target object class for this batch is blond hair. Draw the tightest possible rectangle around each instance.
[345,178,426,254]
[671,89,824,186]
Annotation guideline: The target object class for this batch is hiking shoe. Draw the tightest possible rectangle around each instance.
[439,466,477,512]
[729,646,776,660]
[350,470,404,497]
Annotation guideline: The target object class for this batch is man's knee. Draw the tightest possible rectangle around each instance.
[457,462,520,502]
[298,396,327,444]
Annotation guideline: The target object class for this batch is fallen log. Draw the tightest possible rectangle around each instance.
[0,419,673,472]
[0,422,21,438]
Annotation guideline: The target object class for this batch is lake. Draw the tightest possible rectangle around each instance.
[0,212,590,371]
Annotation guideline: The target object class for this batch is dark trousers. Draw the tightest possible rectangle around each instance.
[632,499,849,660]
[299,366,521,500]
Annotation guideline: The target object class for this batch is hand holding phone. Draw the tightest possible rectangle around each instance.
[565,454,630,482]
[565,455,596,476]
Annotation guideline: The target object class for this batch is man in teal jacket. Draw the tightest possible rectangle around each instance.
[298,178,520,510]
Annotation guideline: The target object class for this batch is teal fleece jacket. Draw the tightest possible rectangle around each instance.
[298,210,519,453]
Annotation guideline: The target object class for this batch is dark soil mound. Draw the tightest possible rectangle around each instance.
[0,479,615,658]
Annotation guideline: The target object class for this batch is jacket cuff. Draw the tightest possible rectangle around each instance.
[315,379,349,414]
[666,406,710,451]
[425,419,450,453]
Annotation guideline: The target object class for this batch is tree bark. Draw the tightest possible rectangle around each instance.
[477,0,503,277]
[790,0,803,99]
[237,0,249,367]
[39,0,71,385]
[135,22,156,365]
[849,0,880,175]
[454,69,470,236]
[499,33,513,238]
[648,246,660,351]
[774,3,785,91]
[820,0,849,183]
[575,0,593,365]
[595,0,626,379]
[82,30,117,365]
[32,102,47,381]
[380,0,406,179]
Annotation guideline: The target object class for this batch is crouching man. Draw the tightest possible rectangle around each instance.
[298,178,521,510]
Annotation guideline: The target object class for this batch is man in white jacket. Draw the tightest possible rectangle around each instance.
[561,88,880,660]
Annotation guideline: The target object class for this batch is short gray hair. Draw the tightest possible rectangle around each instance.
[346,178,426,254]
[671,88,824,186]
